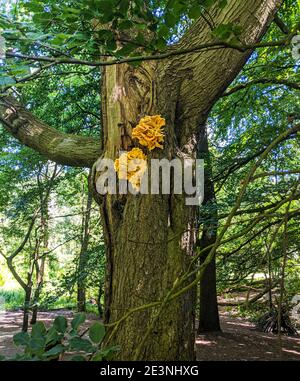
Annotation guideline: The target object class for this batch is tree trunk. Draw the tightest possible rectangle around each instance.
[198,244,220,333]
[30,256,45,325]
[22,285,32,332]
[92,60,197,361]
[90,0,281,360]
[96,281,104,318]
[197,127,220,333]
[31,167,52,325]
[77,175,93,312]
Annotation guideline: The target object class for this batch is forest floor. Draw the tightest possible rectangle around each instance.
[196,310,300,361]
[0,309,299,361]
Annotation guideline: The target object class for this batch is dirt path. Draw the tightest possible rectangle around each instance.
[196,311,300,361]
[0,310,299,360]
[0,310,97,358]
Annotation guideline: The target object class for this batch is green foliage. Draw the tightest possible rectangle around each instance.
[89,322,105,344]
[53,316,68,333]
[0,0,248,88]
[0,289,25,310]
[5,314,119,361]
[71,313,86,331]
[206,1,300,319]
[212,23,242,42]
[0,56,105,316]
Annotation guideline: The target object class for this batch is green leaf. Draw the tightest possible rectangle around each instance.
[43,344,65,359]
[118,0,130,15]
[45,326,60,346]
[32,12,52,25]
[212,23,233,40]
[99,0,114,12]
[106,39,117,51]
[91,351,103,361]
[69,337,95,353]
[71,313,86,331]
[118,20,133,30]
[98,1,115,23]
[188,6,202,19]
[13,331,30,347]
[203,0,215,7]
[218,0,228,9]
[26,32,49,41]
[28,337,46,355]
[157,24,169,38]
[31,322,47,338]
[129,60,142,68]
[53,316,68,333]
[24,3,45,12]
[116,43,136,57]
[9,66,31,76]
[13,353,32,361]
[100,345,120,360]
[69,328,78,337]
[89,322,105,344]
[165,13,177,27]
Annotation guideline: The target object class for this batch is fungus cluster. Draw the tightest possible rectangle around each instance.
[114,147,147,191]
[132,115,165,151]
[114,115,165,191]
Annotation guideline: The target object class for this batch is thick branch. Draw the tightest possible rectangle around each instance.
[170,0,283,144]
[0,97,101,167]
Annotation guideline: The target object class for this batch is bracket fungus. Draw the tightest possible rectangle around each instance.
[114,116,166,191]
[114,147,147,191]
[132,115,165,151]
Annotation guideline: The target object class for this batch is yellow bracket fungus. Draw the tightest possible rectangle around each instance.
[114,148,147,191]
[132,115,165,151]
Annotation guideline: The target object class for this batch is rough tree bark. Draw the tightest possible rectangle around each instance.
[94,60,198,360]
[91,0,282,360]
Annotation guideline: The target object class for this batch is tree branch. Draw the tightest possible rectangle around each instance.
[9,212,38,261]
[222,78,300,97]
[4,30,294,68]
[273,14,290,34]
[166,0,285,144]
[0,96,101,168]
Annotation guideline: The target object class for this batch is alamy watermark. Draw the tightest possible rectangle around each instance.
[96,157,204,206]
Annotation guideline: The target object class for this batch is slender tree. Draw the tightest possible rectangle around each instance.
[77,171,93,312]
